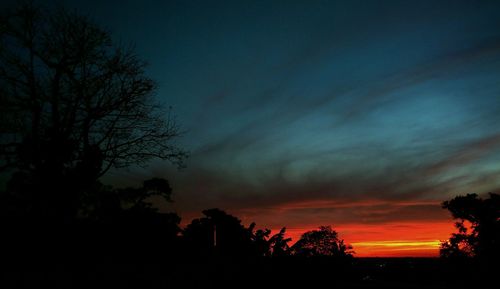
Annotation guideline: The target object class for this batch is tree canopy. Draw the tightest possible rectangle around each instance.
[0,4,186,221]
[291,226,353,258]
[440,193,500,261]
[182,208,292,258]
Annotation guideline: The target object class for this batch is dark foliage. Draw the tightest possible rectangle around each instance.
[182,208,291,259]
[0,3,498,289]
[0,3,186,222]
[440,193,500,264]
[291,225,353,258]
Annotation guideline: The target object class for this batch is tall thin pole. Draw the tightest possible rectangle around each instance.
[213,223,217,247]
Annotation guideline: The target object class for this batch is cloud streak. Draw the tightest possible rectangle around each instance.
[95,0,500,256]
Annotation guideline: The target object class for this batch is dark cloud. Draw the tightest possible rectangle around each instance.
[425,133,500,176]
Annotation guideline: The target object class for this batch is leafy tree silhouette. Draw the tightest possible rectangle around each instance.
[248,225,291,257]
[291,226,353,257]
[249,225,272,256]
[182,209,255,257]
[81,178,175,220]
[182,208,292,259]
[75,177,181,262]
[440,193,499,263]
[0,3,186,222]
[268,227,292,257]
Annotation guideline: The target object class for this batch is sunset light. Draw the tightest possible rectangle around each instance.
[275,220,455,257]
[1,0,499,287]
[351,240,441,257]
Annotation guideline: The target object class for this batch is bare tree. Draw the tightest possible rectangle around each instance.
[0,4,187,220]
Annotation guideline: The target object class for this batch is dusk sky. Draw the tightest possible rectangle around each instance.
[29,0,500,256]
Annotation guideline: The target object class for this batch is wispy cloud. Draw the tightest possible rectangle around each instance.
[100,0,500,257]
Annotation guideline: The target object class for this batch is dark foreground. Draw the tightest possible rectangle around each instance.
[1,225,496,289]
[2,254,496,288]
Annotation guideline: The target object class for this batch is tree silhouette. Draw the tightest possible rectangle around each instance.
[268,227,292,257]
[0,4,186,221]
[440,193,500,262]
[80,177,174,220]
[182,209,257,257]
[249,225,272,256]
[248,225,291,257]
[182,209,289,258]
[70,178,181,262]
[291,226,353,257]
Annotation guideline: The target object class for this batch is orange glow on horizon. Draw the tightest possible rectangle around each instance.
[351,240,441,257]
[280,221,455,257]
[180,199,456,257]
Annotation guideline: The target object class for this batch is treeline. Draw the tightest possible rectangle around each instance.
[1,177,353,263]
[3,176,498,267]
[1,179,497,289]
[0,5,499,288]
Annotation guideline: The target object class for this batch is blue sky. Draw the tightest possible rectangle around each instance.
[22,0,500,231]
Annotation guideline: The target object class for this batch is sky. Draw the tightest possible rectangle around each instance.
[24,0,500,256]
